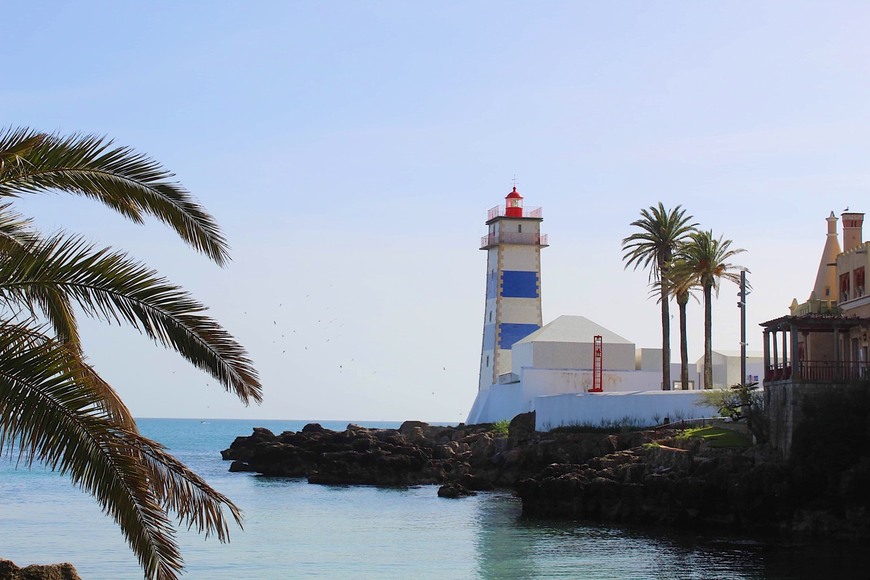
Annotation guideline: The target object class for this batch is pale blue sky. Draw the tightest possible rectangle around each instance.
[5,2,870,421]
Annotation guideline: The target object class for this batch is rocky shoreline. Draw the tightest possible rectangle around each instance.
[221,413,657,492]
[0,559,80,580]
[223,411,870,541]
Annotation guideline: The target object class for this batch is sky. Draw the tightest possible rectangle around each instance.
[4,1,870,422]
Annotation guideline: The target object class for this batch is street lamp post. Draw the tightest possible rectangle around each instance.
[738,269,748,384]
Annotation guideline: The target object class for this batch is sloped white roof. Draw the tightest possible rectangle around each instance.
[515,315,633,345]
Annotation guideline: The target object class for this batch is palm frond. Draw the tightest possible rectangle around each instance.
[621,202,698,283]
[0,233,261,404]
[0,324,180,578]
[0,321,135,440]
[0,128,230,266]
[0,322,242,579]
[670,229,747,297]
[0,208,80,347]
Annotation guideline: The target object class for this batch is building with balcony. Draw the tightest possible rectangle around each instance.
[762,211,870,458]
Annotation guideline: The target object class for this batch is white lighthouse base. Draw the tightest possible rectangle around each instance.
[466,380,713,431]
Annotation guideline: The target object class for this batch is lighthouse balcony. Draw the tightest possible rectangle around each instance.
[487,206,543,220]
[480,232,549,249]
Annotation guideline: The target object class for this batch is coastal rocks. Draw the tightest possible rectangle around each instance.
[437,483,477,498]
[224,415,870,541]
[223,422,474,485]
[0,559,81,580]
[222,421,647,489]
[515,433,870,540]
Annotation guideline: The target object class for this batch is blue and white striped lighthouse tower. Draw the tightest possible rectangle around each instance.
[478,187,548,390]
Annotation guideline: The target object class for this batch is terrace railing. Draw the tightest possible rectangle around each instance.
[765,360,870,383]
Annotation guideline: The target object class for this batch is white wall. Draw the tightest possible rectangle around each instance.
[520,366,666,398]
[525,341,636,372]
[534,390,712,431]
[638,348,663,371]
[500,244,540,270]
[510,341,535,375]
[466,383,529,424]
[500,298,542,324]
[701,355,765,389]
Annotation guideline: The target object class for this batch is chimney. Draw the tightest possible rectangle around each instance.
[842,212,864,252]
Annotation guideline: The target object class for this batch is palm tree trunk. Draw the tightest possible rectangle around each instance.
[660,272,671,390]
[678,290,689,390]
[704,282,713,389]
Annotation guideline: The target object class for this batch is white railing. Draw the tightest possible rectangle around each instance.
[487,206,543,220]
[480,232,549,248]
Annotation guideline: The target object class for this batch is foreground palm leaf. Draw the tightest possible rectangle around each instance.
[0,128,230,265]
[0,233,261,403]
[0,128,261,579]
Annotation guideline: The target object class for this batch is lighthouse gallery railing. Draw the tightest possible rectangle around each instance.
[480,232,549,249]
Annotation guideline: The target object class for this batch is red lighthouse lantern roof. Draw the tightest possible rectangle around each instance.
[506,186,523,200]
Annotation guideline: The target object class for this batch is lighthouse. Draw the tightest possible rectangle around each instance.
[478,187,548,390]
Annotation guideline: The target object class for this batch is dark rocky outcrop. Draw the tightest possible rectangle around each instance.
[221,417,657,490]
[437,483,477,498]
[0,559,81,580]
[516,431,870,541]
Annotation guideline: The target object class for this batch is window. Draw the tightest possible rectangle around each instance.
[518,224,522,233]
[485,355,489,367]
[841,272,851,302]
[854,267,865,298]
[488,311,492,322]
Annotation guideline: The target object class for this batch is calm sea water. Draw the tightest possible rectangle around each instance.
[0,418,864,579]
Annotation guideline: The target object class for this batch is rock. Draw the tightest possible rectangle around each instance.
[398,420,429,435]
[301,423,325,433]
[0,559,81,580]
[462,473,495,491]
[220,427,276,461]
[437,483,476,498]
[508,411,536,440]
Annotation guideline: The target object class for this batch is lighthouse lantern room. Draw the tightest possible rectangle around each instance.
[478,187,548,391]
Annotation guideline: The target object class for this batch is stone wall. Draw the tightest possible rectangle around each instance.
[765,381,867,459]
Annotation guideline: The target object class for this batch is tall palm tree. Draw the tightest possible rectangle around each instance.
[650,277,699,391]
[671,230,746,389]
[622,204,697,390]
[0,128,262,580]
[672,269,703,390]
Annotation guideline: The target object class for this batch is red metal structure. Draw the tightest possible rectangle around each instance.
[590,335,603,392]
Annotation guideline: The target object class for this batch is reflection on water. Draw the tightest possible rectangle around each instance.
[472,493,864,580]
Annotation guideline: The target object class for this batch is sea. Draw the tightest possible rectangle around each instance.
[0,418,864,579]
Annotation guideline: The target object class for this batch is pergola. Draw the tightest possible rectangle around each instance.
[760,314,870,384]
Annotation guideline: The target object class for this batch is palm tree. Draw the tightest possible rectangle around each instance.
[672,268,703,390]
[622,204,697,390]
[650,277,698,391]
[670,229,746,389]
[0,128,262,580]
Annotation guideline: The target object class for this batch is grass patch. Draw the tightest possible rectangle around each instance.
[548,416,649,434]
[680,426,751,448]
